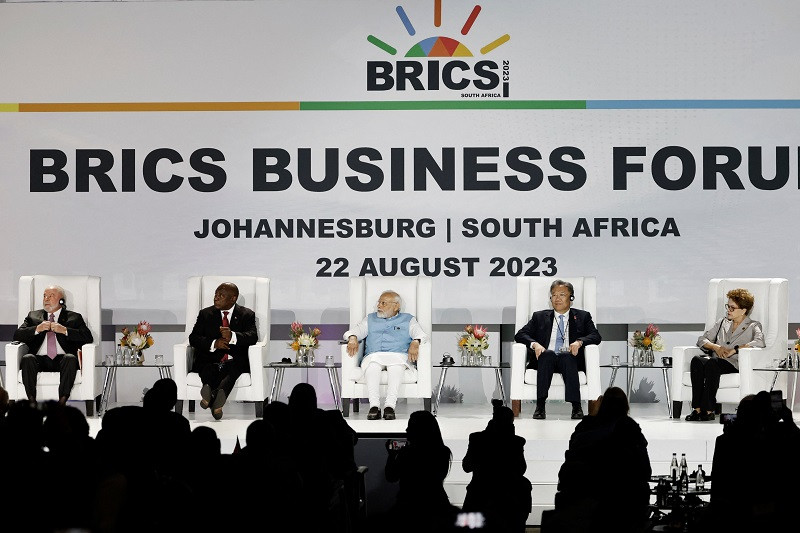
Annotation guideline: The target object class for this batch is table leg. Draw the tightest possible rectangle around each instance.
[331,367,342,410]
[495,368,507,406]
[769,371,779,391]
[327,367,341,411]
[268,368,281,403]
[275,368,285,403]
[433,367,448,416]
[662,368,672,418]
[627,367,635,399]
[100,366,113,415]
[609,367,619,387]
[792,371,798,412]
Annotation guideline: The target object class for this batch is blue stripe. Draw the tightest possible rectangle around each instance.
[587,100,800,109]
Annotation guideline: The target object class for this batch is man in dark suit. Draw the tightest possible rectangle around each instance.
[514,280,601,420]
[188,282,257,420]
[13,285,94,404]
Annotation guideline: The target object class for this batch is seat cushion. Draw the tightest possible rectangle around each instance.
[186,371,252,389]
[18,370,83,385]
[524,369,587,386]
[681,371,740,388]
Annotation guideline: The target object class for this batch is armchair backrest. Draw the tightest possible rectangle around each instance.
[18,275,102,344]
[515,277,597,331]
[705,278,787,350]
[349,276,432,333]
[183,276,270,344]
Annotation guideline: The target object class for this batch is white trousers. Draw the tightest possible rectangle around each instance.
[365,361,405,409]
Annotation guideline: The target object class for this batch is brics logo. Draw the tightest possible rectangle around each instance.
[366,2,511,96]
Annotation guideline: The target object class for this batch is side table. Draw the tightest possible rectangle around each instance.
[96,360,173,415]
[432,361,509,416]
[267,362,342,410]
[754,366,799,411]
[601,362,673,417]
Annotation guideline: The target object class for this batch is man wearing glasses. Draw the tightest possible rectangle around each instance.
[514,280,602,420]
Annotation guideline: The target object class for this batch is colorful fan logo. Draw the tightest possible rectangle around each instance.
[368,3,510,58]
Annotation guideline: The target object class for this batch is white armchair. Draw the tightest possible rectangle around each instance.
[340,276,433,416]
[670,278,788,418]
[5,275,102,415]
[510,277,602,417]
[173,276,270,418]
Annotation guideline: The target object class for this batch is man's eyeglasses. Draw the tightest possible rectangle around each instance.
[550,293,570,300]
[724,304,741,311]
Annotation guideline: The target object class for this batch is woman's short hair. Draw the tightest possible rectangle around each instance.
[727,288,755,315]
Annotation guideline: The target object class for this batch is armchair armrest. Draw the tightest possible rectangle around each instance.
[583,344,602,399]
[737,347,764,396]
[671,346,703,401]
[77,343,99,398]
[340,343,362,382]
[247,341,268,394]
[510,343,528,399]
[173,342,194,397]
[4,342,28,399]
[415,343,432,392]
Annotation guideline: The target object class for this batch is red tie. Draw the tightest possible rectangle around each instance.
[221,311,230,362]
[47,313,57,359]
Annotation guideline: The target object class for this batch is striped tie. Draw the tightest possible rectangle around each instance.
[47,313,57,359]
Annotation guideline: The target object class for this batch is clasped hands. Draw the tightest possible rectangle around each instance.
[214,326,232,350]
[712,344,736,359]
[36,321,66,335]
[346,336,420,362]
[533,340,582,358]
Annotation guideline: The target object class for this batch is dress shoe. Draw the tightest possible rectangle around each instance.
[211,390,226,420]
[200,384,211,410]
[699,411,715,421]
[685,410,702,421]
[571,406,584,419]
[532,407,546,420]
[383,406,396,420]
[58,396,68,406]
[367,406,381,420]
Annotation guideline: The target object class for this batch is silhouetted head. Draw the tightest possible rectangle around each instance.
[486,398,515,434]
[596,386,629,419]
[190,425,221,456]
[289,383,318,414]
[143,378,178,411]
[406,410,445,448]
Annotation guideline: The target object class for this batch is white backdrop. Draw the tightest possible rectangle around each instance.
[2,0,799,325]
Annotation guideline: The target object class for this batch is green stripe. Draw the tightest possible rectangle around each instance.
[300,100,586,110]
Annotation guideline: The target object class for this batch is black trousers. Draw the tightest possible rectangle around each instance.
[690,355,737,411]
[199,359,246,398]
[20,352,79,400]
[535,349,581,403]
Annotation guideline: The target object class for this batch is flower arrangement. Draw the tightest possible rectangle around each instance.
[120,320,154,352]
[458,324,489,354]
[795,328,800,351]
[289,321,321,351]
[629,323,664,351]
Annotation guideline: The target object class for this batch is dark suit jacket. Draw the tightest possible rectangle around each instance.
[514,308,601,372]
[13,308,94,356]
[188,304,258,373]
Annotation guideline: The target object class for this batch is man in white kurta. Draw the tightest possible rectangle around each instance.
[344,290,429,420]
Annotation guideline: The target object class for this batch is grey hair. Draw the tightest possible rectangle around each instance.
[46,285,66,300]
[381,290,403,310]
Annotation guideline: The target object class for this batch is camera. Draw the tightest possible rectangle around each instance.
[770,390,784,413]
[719,413,737,425]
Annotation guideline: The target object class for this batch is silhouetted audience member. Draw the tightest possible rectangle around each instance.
[462,399,532,532]
[544,387,651,533]
[383,410,459,533]
[142,377,179,411]
[4,400,48,532]
[708,390,800,532]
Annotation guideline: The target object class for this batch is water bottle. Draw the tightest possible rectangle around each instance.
[679,453,687,478]
[115,343,123,365]
[696,464,705,490]
[669,453,679,485]
[680,469,689,491]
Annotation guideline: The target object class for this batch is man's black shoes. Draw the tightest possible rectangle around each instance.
[571,406,584,419]
[383,407,396,420]
[367,406,381,420]
[532,406,546,420]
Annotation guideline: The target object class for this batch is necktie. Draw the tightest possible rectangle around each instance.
[555,314,565,353]
[47,313,57,359]
[221,311,230,362]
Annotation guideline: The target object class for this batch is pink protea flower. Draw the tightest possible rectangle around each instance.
[473,325,487,339]
[311,327,321,337]
[795,327,800,338]
[137,321,152,335]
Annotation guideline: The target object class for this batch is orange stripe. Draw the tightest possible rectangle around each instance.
[18,102,300,112]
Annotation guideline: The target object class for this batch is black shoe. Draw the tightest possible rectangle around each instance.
[700,411,715,421]
[211,390,226,420]
[383,407,396,420]
[685,410,702,421]
[571,407,584,419]
[532,407,546,420]
[367,406,381,420]
[200,384,211,410]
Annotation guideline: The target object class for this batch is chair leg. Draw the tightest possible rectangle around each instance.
[254,401,264,418]
[342,398,351,417]
[673,400,683,419]
[95,394,102,414]
[352,399,360,413]
[423,397,432,412]
[175,400,184,414]
[714,402,722,415]
[85,399,94,417]
[188,400,195,413]
[512,399,521,417]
